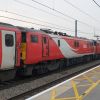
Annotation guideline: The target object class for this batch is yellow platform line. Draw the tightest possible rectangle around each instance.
[91,70,100,75]
[77,84,92,87]
[74,77,87,81]
[52,97,76,100]
[51,90,56,100]
[51,66,100,100]
[83,75,94,83]
[71,80,81,100]
[80,80,100,99]
[51,90,76,100]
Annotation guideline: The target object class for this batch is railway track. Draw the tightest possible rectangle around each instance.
[0,60,100,100]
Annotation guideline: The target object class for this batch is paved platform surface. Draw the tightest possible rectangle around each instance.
[26,65,100,100]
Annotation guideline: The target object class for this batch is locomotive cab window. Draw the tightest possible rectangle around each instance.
[5,34,14,47]
[58,40,60,47]
[31,35,38,43]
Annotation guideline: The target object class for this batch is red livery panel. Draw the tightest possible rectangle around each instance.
[0,22,100,81]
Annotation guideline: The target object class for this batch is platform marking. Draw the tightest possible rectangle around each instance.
[71,80,81,100]
[80,80,100,99]
[51,67,100,100]
[83,75,94,83]
[26,65,100,100]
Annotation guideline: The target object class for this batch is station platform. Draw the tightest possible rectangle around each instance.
[26,65,100,100]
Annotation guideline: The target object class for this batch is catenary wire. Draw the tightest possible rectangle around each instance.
[0,9,74,31]
[0,15,93,34]
[0,15,75,32]
[64,0,100,23]
[14,0,73,23]
[93,0,100,8]
[30,0,97,28]
[14,0,94,28]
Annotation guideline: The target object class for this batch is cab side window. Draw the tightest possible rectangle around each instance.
[58,40,60,47]
[5,34,14,47]
[31,35,38,43]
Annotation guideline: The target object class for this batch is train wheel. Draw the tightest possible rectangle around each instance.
[33,63,48,75]
[17,65,33,76]
[47,61,60,71]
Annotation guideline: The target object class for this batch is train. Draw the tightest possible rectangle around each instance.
[0,22,100,81]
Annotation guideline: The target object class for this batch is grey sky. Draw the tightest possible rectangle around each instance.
[0,0,100,39]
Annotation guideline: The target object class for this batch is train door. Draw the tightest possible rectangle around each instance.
[1,30,15,69]
[42,35,49,57]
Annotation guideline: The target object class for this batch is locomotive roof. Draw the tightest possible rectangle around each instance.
[0,22,98,41]
[0,22,16,28]
[17,26,35,32]
[17,26,99,42]
[17,26,49,34]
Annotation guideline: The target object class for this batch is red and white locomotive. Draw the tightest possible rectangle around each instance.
[0,22,100,81]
